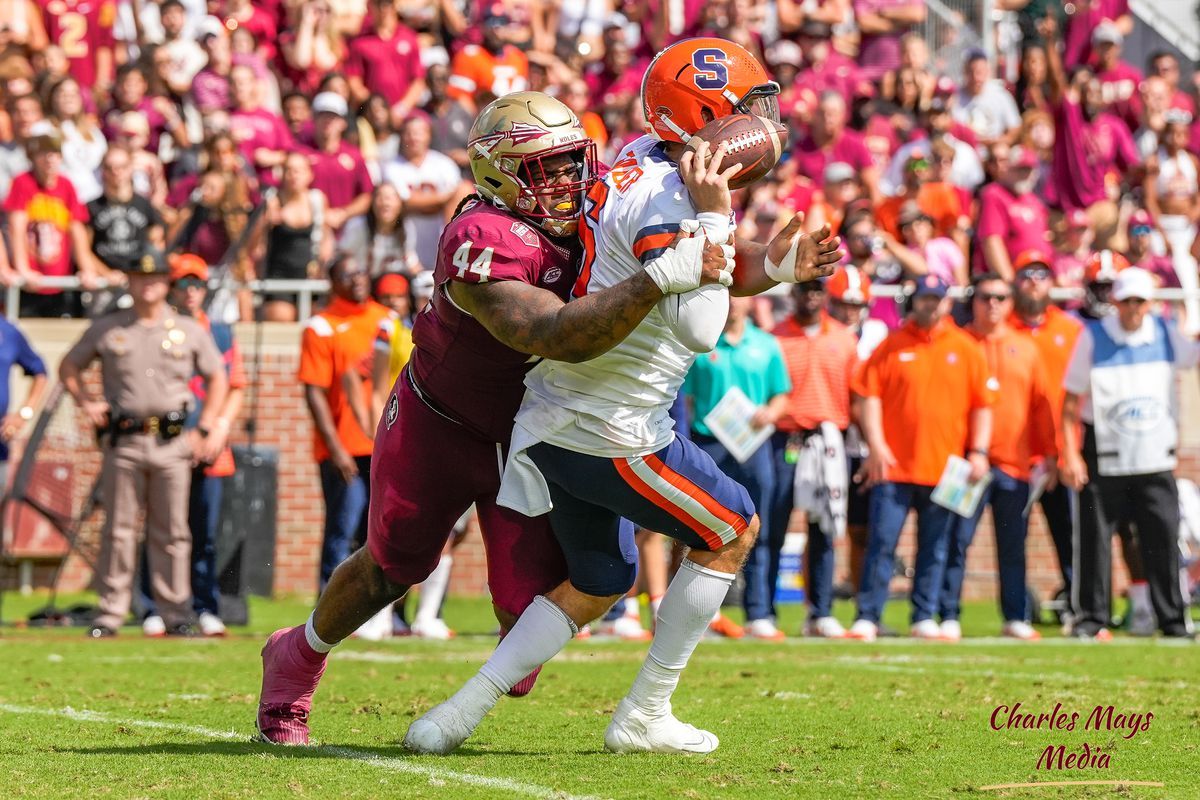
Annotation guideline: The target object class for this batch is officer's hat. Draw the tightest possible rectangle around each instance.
[127,247,170,276]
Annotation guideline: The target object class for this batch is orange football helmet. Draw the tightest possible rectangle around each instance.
[826,266,872,305]
[641,38,781,144]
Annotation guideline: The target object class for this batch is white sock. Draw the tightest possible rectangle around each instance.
[476,595,577,696]
[305,613,336,653]
[415,554,453,625]
[1128,581,1150,613]
[623,595,641,619]
[627,559,734,714]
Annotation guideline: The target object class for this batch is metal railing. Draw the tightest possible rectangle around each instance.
[4,276,332,322]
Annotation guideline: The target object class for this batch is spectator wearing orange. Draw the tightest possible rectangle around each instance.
[939,273,1057,642]
[298,253,389,588]
[448,6,530,114]
[771,280,859,638]
[848,275,995,641]
[876,147,969,255]
[1008,250,1083,601]
[562,77,607,153]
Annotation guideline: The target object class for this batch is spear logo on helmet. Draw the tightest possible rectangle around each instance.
[471,122,550,157]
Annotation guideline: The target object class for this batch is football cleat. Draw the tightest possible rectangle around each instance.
[605,699,719,754]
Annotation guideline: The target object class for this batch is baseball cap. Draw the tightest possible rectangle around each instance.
[128,247,169,275]
[1127,209,1153,234]
[412,270,435,299]
[1009,146,1038,169]
[169,253,209,282]
[1066,208,1091,230]
[1112,267,1155,302]
[824,161,857,184]
[312,92,348,117]
[1092,21,1123,46]
[912,274,949,299]
[1013,249,1051,273]
[826,266,872,304]
[765,39,802,67]
[25,120,61,154]
[197,15,225,41]
[927,95,950,114]
[376,272,410,296]
[483,4,511,25]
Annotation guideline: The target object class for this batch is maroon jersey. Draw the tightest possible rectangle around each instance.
[40,0,116,88]
[410,201,580,442]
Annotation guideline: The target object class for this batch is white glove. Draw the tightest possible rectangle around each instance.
[764,230,802,283]
[643,220,734,293]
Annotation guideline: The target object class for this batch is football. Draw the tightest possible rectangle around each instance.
[685,114,788,190]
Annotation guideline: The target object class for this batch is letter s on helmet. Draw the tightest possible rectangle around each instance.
[641,37,781,144]
[468,91,597,237]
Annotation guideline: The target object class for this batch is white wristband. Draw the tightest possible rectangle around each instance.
[764,233,802,283]
[696,211,733,244]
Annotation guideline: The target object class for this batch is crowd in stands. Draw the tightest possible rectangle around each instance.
[3,0,1199,638]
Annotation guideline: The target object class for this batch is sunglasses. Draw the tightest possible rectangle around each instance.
[906,158,931,172]
[174,276,206,290]
[1016,268,1052,281]
[1130,225,1153,237]
[976,292,1012,303]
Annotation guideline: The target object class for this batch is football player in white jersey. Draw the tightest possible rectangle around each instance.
[404,38,841,756]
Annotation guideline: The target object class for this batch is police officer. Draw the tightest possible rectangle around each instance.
[1061,267,1197,640]
[59,248,229,638]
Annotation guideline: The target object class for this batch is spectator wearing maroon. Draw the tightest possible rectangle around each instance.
[40,0,115,93]
[192,28,234,115]
[852,0,924,82]
[1,130,101,317]
[1148,51,1195,116]
[1051,209,1094,297]
[1043,13,1139,252]
[224,0,278,63]
[793,91,879,204]
[792,21,863,120]
[1091,23,1142,133]
[157,0,206,95]
[282,92,314,144]
[279,0,348,98]
[976,146,1051,281]
[784,160,862,236]
[1014,42,1051,113]
[103,64,186,158]
[1133,76,1172,158]
[346,0,425,126]
[764,40,804,123]
[953,50,1021,151]
[229,65,292,188]
[1061,0,1132,70]
[841,204,906,329]
[583,26,646,117]
[1125,210,1179,290]
[301,92,373,232]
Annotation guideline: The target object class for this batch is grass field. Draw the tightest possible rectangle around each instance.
[1,592,1197,800]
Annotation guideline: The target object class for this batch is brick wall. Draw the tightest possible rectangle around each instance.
[7,319,1200,612]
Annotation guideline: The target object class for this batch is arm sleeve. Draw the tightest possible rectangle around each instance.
[1062,327,1094,396]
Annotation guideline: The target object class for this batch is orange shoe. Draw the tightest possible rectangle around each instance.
[708,613,745,639]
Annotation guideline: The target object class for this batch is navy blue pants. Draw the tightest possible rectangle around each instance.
[856,482,956,625]
[693,432,776,621]
[940,467,1031,623]
[319,454,372,590]
[527,435,755,597]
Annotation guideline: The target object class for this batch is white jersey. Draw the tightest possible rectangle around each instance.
[516,135,721,458]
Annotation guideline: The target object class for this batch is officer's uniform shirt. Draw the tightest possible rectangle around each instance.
[63,308,223,418]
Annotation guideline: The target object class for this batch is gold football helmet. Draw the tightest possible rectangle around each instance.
[468,91,597,237]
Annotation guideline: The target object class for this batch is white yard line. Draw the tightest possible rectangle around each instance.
[0,703,600,800]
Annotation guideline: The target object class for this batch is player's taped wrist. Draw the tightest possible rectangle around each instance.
[764,233,803,283]
[696,211,733,244]
[644,220,709,294]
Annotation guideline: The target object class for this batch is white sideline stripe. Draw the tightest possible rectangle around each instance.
[624,456,738,545]
[0,704,600,800]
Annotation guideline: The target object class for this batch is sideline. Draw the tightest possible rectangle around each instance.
[0,703,601,800]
